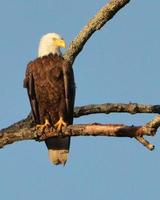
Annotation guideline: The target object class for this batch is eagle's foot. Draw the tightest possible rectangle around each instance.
[54,117,67,132]
[36,118,50,133]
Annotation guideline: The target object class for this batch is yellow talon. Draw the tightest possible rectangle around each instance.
[54,117,67,131]
[36,118,50,132]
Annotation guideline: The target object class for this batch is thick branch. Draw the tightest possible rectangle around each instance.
[0,121,157,149]
[0,106,159,150]
[63,0,130,64]
[0,103,160,149]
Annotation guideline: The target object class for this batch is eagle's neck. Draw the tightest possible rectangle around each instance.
[38,44,61,57]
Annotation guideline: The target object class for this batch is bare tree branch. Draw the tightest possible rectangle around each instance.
[74,103,160,117]
[0,117,158,149]
[63,0,130,64]
[0,105,159,150]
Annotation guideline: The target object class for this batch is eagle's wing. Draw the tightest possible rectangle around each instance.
[23,62,40,123]
[62,60,75,124]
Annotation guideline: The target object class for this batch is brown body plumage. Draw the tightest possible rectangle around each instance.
[24,53,75,165]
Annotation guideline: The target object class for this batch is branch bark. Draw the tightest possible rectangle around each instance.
[63,0,130,64]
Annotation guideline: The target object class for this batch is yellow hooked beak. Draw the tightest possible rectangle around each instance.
[53,38,66,48]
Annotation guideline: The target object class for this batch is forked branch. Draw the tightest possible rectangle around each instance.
[0,104,160,150]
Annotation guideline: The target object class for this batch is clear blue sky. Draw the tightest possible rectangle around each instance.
[0,1,160,200]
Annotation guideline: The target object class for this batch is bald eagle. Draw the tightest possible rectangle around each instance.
[24,33,75,165]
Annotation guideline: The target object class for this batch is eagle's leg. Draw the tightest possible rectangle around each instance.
[54,117,67,132]
[36,118,50,132]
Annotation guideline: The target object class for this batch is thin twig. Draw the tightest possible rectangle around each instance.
[135,136,154,151]
[74,103,160,117]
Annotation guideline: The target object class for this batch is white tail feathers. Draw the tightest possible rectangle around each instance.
[45,137,70,165]
[48,149,69,165]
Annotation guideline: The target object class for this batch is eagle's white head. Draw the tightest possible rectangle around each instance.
[38,33,66,57]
